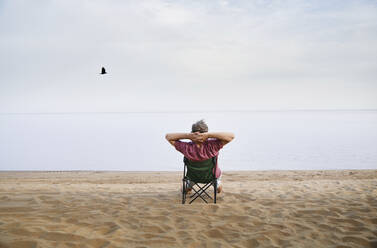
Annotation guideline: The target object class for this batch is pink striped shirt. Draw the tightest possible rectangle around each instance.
[174,139,223,178]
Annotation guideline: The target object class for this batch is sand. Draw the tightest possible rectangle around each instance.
[0,170,376,248]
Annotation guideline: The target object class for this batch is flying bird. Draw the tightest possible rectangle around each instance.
[100,67,107,75]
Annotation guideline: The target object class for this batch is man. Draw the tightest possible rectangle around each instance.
[165,120,235,193]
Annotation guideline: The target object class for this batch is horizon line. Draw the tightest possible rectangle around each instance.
[0,109,377,115]
[1,169,375,172]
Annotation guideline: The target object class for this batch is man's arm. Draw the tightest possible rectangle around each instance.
[165,133,193,146]
[204,132,235,146]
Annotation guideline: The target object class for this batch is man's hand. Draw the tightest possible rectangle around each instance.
[191,132,208,143]
[166,132,234,146]
[165,132,208,146]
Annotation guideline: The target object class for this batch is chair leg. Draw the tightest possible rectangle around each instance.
[189,183,214,204]
[190,183,212,199]
[182,179,186,204]
[214,180,217,204]
[189,191,207,204]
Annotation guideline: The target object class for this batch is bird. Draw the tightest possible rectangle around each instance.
[100,67,107,75]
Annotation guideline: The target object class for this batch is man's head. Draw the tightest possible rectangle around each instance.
[192,119,208,133]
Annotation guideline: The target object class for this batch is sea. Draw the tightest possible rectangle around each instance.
[1,110,376,171]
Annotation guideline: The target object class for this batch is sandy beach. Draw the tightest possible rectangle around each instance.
[0,170,376,248]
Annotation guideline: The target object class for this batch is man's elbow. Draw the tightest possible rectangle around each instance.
[165,133,176,142]
[222,133,235,146]
[228,133,235,142]
[165,134,176,146]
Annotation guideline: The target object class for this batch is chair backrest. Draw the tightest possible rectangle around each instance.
[184,156,217,184]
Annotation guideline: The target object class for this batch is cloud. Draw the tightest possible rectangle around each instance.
[0,0,377,112]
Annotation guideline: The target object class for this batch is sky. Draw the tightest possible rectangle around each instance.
[1,0,377,113]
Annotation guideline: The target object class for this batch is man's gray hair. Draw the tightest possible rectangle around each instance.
[192,119,208,133]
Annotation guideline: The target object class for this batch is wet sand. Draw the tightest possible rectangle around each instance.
[0,170,376,248]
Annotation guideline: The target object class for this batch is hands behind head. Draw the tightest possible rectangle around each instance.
[191,132,208,143]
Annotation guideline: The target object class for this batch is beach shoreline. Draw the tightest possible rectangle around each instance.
[1,170,376,247]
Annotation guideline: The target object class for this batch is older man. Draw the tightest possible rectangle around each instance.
[165,120,234,193]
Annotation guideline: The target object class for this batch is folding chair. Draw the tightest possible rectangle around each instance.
[182,156,218,204]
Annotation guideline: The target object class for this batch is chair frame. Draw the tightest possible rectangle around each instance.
[182,156,218,204]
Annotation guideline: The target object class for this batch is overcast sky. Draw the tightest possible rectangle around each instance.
[1,0,377,113]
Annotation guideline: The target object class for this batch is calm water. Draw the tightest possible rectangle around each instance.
[1,111,376,171]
